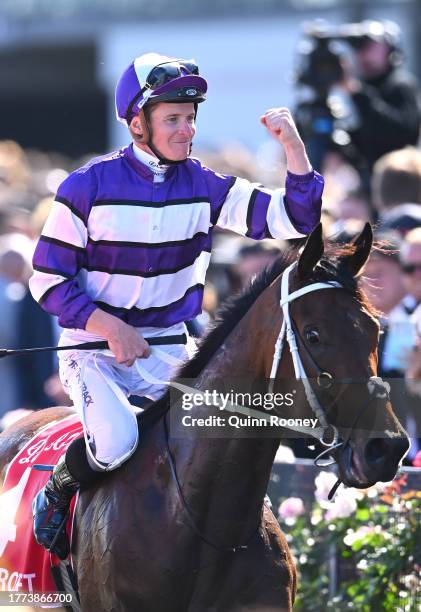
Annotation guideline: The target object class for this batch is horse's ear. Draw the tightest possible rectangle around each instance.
[297,223,324,280]
[343,222,373,277]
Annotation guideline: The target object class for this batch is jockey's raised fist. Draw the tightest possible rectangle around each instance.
[260,108,302,149]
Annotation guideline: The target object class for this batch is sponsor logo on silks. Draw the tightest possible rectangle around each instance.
[185,88,197,96]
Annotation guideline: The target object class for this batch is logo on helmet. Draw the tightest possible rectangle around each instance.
[185,88,198,96]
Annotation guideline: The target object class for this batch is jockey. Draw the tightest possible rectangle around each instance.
[30,52,324,559]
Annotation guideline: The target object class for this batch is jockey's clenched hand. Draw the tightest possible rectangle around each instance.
[107,321,151,366]
[260,108,302,148]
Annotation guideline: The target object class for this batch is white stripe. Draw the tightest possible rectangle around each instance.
[266,189,307,239]
[216,177,262,235]
[84,250,211,309]
[42,201,87,248]
[29,271,69,303]
[88,201,211,244]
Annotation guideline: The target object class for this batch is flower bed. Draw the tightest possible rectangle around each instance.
[274,466,421,611]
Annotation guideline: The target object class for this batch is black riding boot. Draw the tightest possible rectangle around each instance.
[32,456,80,559]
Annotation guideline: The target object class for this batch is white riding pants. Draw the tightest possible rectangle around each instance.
[58,323,195,472]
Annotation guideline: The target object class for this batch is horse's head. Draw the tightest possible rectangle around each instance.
[275,223,409,488]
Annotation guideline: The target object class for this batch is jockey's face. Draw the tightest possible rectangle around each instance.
[147,102,196,161]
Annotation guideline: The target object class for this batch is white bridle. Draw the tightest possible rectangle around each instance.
[268,261,342,446]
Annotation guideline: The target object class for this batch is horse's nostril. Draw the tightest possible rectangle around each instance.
[365,438,389,464]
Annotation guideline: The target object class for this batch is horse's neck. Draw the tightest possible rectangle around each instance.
[169,286,284,540]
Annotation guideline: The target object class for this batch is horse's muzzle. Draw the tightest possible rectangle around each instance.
[337,434,410,489]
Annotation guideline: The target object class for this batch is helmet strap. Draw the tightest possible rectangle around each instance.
[136,110,150,144]
[147,140,188,166]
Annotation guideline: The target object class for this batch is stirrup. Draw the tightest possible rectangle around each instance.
[32,457,80,559]
[32,488,72,559]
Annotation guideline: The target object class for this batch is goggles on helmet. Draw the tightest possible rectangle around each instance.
[142,60,199,92]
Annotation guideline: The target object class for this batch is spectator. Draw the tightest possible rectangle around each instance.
[360,231,406,375]
[15,196,64,409]
[334,188,371,223]
[232,242,284,289]
[361,231,405,318]
[362,229,420,463]
[377,228,421,377]
[0,233,32,418]
[372,146,421,215]
[337,21,420,180]
[403,304,421,462]
[380,202,421,237]
[400,227,421,314]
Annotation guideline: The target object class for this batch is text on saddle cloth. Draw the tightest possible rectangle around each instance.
[0,415,83,594]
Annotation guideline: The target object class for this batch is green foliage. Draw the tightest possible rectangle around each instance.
[278,474,421,611]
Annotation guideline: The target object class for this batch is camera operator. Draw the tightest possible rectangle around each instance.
[338,21,420,169]
[295,20,420,196]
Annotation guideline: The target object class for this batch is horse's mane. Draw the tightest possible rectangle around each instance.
[181,249,294,379]
[144,240,377,423]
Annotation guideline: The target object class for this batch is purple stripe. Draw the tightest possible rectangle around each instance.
[284,170,323,234]
[96,150,198,200]
[34,239,85,277]
[95,284,204,327]
[210,176,237,225]
[40,281,96,329]
[86,232,212,276]
[246,190,271,239]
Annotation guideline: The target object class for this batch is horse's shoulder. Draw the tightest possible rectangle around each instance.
[261,503,296,585]
[261,503,289,550]
[0,406,75,478]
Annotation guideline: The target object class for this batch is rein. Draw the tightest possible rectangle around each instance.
[0,334,188,359]
[163,412,260,555]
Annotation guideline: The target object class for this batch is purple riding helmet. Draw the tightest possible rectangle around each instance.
[115,52,208,162]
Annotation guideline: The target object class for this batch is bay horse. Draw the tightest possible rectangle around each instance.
[0,223,409,611]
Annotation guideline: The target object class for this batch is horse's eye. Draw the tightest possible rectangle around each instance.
[305,329,320,344]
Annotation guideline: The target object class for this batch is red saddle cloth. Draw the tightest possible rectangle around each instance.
[0,414,83,595]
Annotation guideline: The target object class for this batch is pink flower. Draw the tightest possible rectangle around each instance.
[278,497,305,520]
[413,451,421,468]
[324,493,357,521]
[314,471,338,502]
[343,526,379,546]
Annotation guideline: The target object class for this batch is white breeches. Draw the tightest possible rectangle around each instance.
[58,323,195,472]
